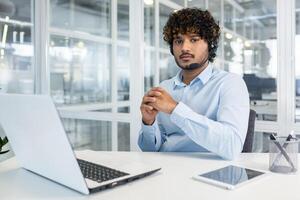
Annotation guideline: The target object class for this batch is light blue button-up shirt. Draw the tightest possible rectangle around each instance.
[138,63,250,160]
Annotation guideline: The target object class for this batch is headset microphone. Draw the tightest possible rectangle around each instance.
[186,57,209,70]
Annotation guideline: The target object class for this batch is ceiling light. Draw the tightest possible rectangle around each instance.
[225,33,233,39]
[1,24,8,48]
[144,0,154,6]
[244,41,251,47]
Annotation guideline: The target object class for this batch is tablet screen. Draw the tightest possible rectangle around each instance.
[199,165,265,186]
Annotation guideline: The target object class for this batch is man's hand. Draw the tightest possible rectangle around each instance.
[147,87,178,114]
[140,91,159,125]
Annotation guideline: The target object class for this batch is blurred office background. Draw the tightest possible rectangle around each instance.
[0,0,299,159]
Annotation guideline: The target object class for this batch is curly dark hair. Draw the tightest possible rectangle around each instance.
[163,8,220,62]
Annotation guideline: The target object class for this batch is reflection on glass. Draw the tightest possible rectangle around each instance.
[245,22,252,39]
[159,4,173,48]
[224,33,244,66]
[199,165,264,186]
[144,50,155,92]
[0,0,34,94]
[117,46,129,69]
[117,106,129,113]
[118,0,129,40]
[159,53,178,82]
[49,35,111,105]
[208,0,221,23]
[221,1,278,121]
[224,2,233,30]
[118,122,130,151]
[63,118,112,151]
[235,10,244,36]
[117,69,129,101]
[224,32,234,62]
[50,0,111,37]
[170,0,185,6]
[187,0,206,9]
[144,1,155,46]
[207,0,222,58]
[295,0,300,122]
[252,132,274,152]
[117,46,129,102]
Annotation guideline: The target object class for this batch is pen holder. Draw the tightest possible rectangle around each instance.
[269,137,299,174]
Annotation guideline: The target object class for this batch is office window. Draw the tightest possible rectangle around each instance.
[235,10,245,36]
[208,0,221,23]
[295,0,300,122]
[0,0,34,94]
[252,132,277,153]
[50,0,111,37]
[187,0,206,9]
[49,36,112,105]
[117,46,130,103]
[0,0,34,162]
[118,122,130,151]
[224,1,234,30]
[117,0,129,41]
[159,4,173,48]
[144,1,155,92]
[144,50,155,92]
[117,106,129,113]
[144,1,155,46]
[171,0,185,6]
[159,53,177,82]
[63,119,112,151]
[223,1,278,122]
[49,0,131,151]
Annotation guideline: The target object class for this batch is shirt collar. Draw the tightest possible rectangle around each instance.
[173,63,213,88]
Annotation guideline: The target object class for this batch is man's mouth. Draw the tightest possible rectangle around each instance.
[179,54,194,61]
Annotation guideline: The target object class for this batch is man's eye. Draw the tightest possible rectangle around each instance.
[191,38,199,43]
[174,40,182,45]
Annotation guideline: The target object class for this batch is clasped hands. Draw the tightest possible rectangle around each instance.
[140,87,178,125]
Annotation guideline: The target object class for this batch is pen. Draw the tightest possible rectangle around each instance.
[270,134,295,170]
[269,133,295,171]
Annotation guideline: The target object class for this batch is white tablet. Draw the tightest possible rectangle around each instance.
[193,165,268,190]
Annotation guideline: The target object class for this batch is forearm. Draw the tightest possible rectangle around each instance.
[170,102,249,160]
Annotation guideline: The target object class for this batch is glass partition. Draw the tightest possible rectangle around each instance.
[49,0,131,151]
[144,0,155,46]
[0,0,34,94]
[224,1,234,30]
[49,36,112,105]
[159,4,173,48]
[223,0,278,121]
[159,53,177,82]
[117,0,129,41]
[295,0,300,122]
[50,0,111,37]
[63,118,112,151]
[118,122,130,151]
[144,50,155,92]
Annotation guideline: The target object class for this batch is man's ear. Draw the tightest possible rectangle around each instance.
[170,43,174,55]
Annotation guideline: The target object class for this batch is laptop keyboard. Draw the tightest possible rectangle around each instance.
[77,159,129,183]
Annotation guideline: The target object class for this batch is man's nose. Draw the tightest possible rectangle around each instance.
[181,40,191,52]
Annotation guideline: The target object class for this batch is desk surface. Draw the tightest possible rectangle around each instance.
[1,151,300,200]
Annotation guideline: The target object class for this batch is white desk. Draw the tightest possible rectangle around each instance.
[1,150,300,200]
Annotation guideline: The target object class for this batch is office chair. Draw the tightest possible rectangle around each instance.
[242,109,256,152]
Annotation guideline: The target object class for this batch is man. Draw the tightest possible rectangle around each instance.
[138,8,249,160]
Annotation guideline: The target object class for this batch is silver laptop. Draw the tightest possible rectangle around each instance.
[0,94,161,194]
